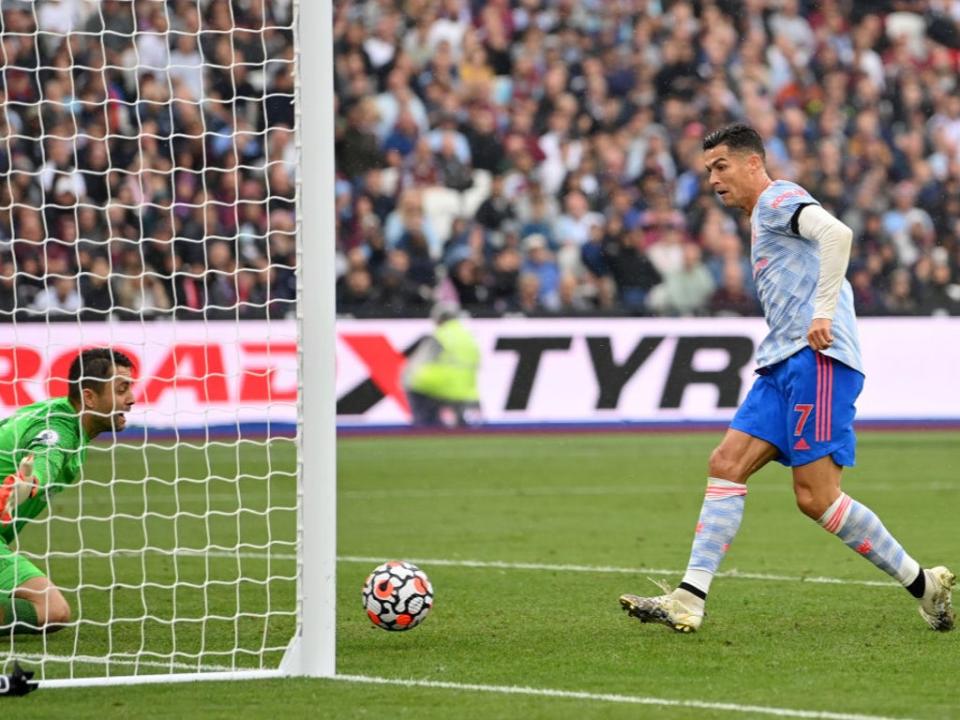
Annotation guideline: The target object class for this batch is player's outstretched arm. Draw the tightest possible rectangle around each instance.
[0,455,39,526]
[0,445,67,526]
[796,205,853,350]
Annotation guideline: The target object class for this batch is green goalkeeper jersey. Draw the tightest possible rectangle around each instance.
[0,397,88,543]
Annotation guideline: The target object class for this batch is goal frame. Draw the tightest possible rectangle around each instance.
[38,0,336,688]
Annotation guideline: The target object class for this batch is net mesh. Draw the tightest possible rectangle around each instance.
[0,0,300,680]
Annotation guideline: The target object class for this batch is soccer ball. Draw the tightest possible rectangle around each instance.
[362,561,434,631]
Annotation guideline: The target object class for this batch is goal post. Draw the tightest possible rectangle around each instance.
[0,0,335,687]
[287,0,337,679]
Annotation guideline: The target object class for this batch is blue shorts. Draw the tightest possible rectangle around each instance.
[730,348,865,468]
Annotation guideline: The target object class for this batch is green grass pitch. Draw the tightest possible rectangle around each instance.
[6,431,960,719]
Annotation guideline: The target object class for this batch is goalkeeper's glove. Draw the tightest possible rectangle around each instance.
[0,662,38,696]
[0,455,38,526]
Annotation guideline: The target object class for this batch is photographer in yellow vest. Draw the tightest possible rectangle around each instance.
[403,302,481,427]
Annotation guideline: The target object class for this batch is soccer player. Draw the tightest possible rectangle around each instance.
[0,348,135,634]
[619,123,954,633]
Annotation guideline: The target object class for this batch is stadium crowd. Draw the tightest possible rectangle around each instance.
[2,1,960,321]
[333,0,960,318]
[0,0,296,320]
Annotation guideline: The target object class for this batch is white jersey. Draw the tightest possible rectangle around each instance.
[750,180,863,373]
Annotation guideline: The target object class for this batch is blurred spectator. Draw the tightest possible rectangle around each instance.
[405,137,441,186]
[204,241,238,310]
[487,247,521,313]
[337,266,378,316]
[604,228,662,313]
[474,174,515,231]
[115,272,173,318]
[556,272,591,314]
[649,244,715,316]
[920,261,960,315]
[647,227,688,277]
[169,33,204,101]
[449,257,488,310]
[884,268,919,315]
[710,262,760,317]
[514,272,544,315]
[31,277,81,316]
[0,261,18,316]
[850,263,884,316]
[554,191,604,250]
[80,256,114,317]
[383,109,420,158]
[385,190,441,258]
[882,182,934,266]
[338,98,383,180]
[463,107,503,173]
[520,234,560,310]
[436,133,473,191]
[517,187,558,245]
[402,302,481,427]
[377,250,431,314]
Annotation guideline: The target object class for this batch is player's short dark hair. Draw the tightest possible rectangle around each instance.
[68,348,134,403]
[702,123,766,159]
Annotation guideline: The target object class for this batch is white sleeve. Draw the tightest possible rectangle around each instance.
[796,204,853,320]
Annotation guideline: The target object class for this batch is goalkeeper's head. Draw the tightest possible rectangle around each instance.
[68,348,136,436]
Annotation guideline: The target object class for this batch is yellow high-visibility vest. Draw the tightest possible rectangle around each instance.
[407,320,480,402]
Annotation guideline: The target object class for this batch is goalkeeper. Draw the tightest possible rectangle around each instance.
[0,348,135,634]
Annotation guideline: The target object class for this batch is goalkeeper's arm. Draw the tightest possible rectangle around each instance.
[0,447,66,525]
[0,455,38,525]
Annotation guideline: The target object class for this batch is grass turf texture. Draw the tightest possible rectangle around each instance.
[6,431,960,719]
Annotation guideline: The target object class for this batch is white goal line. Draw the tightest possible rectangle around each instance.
[31,655,911,718]
[334,674,911,720]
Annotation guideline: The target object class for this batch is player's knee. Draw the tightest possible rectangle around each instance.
[794,486,827,520]
[708,446,747,483]
[36,597,71,631]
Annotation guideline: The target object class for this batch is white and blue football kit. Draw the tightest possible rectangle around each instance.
[731,180,865,467]
[621,174,954,632]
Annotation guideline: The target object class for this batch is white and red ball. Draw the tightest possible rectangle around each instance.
[362,561,434,631]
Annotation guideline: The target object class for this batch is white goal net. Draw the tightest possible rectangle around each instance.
[0,0,330,685]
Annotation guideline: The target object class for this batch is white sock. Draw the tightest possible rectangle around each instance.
[817,492,921,586]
